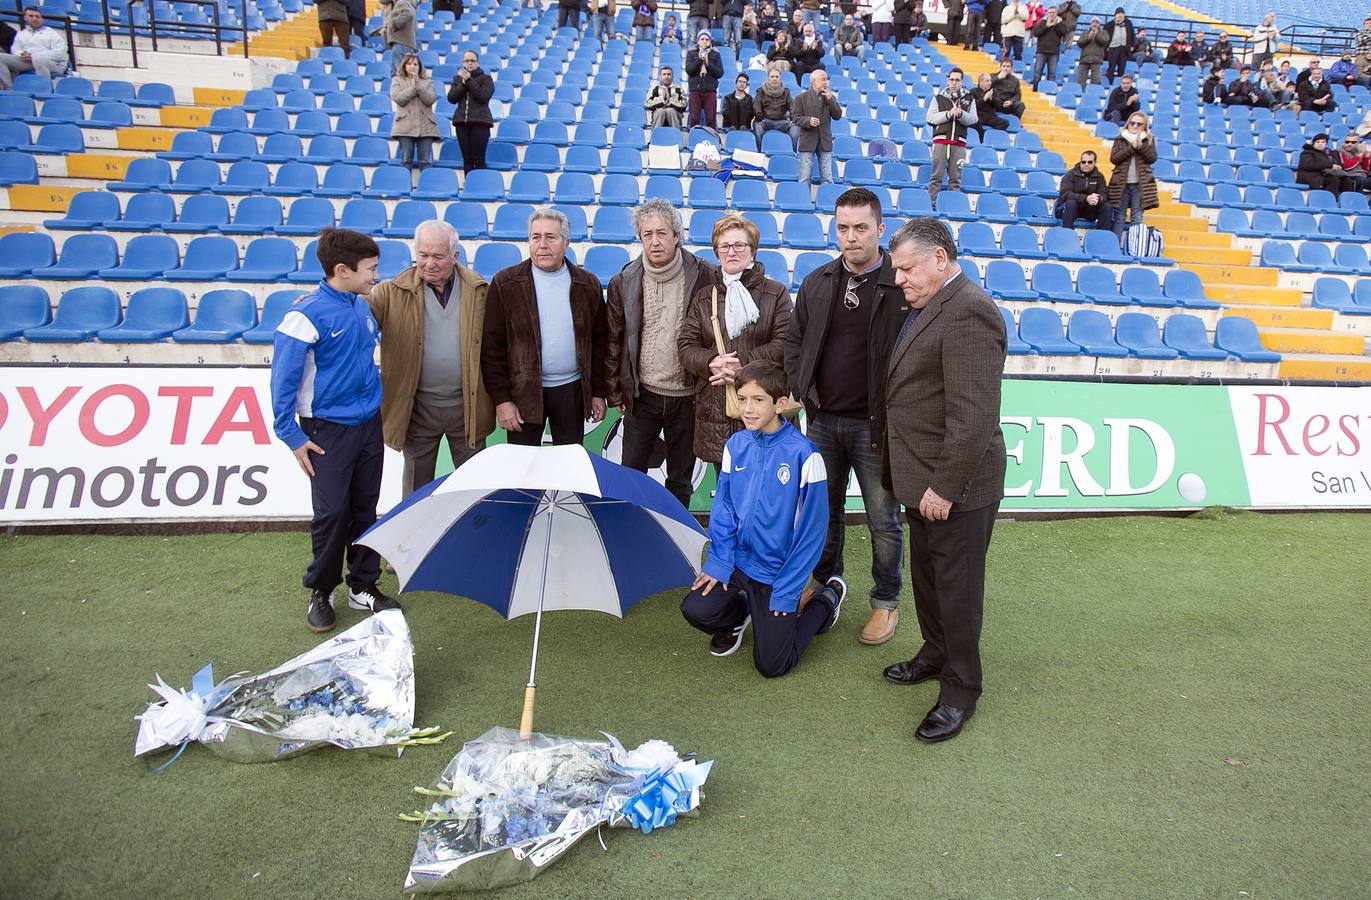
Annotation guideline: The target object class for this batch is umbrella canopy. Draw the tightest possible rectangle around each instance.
[358,443,708,620]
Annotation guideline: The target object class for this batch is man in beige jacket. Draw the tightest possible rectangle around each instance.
[367,219,494,495]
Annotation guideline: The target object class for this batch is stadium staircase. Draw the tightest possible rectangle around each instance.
[938,42,1371,381]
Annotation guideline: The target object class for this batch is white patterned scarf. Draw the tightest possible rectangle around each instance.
[721,266,760,339]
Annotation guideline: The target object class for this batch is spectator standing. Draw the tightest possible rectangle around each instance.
[767,30,794,71]
[784,188,910,647]
[1102,71,1138,122]
[1110,111,1158,239]
[992,56,1025,117]
[390,55,437,174]
[1056,0,1079,31]
[983,0,1003,46]
[678,215,792,471]
[870,0,894,45]
[1075,18,1108,87]
[1131,28,1156,65]
[1029,7,1068,89]
[1024,0,1043,31]
[970,73,1008,138]
[1297,65,1337,115]
[605,200,717,509]
[346,0,366,49]
[963,0,985,50]
[448,50,494,174]
[1055,150,1114,231]
[1250,12,1280,69]
[722,74,756,132]
[786,8,806,43]
[1355,17,1371,80]
[926,67,977,201]
[557,0,582,30]
[315,0,352,59]
[721,0,744,52]
[1226,65,1261,106]
[753,67,793,147]
[792,23,825,76]
[630,0,656,42]
[1201,67,1227,104]
[792,68,842,185]
[686,0,709,43]
[686,32,724,129]
[944,0,964,45]
[377,0,416,72]
[834,13,864,61]
[1000,0,1027,60]
[646,65,688,128]
[481,209,609,447]
[270,228,397,632]
[797,0,823,27]
[742,3,760,42]
[368,220,493,496]
[593,0,617,45]
[1103,7,1133,83]
[1163,32,1193,66]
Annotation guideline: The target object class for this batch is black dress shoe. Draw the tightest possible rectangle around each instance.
[916,702,975,743]
[883,657,940,685]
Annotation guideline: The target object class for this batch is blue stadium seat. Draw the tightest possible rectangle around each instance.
[520,144,561,173]
[161,159,222,192]
[564,145,603,174]
[491,203,537,240]
[107,157,171,191]
[33,234,119,279]
[44,191,120,229]
[206,131,259,162]
[349,136,392,164]
[257,134,304,163]
[765,182,806,213]
[211,160,271,196]
[31,123,88,154]
[24,287,122,342]
[791,251,828,288]
[1259,241,1316,272]
[338,198,387,235]
[688,178,727,209]
[457,169,502,201]
[1318,215,1363,244]
[974,193,1015,223]
[600,173,641,206]
[1067,309,1128,357]
[243,290,303,344]
[750,213,780,248]
[644,174,684,205]
[0,232,56,277]
[593,206,637,243]
[1075,265,1129,305]
[173,289,258,342]
[0,121,34,150]
[1333,244,1371,275]
[573,123,608,149]
[583,245,630,284]
[1162,270,1221,310]
[440,201,487,240]
[1309,278,1369,314]
[316,164,367,198]
[1214,317,1280,362]
[782,214,827,250]
[508,171,551,203]
[983,260,1038,300]
[999,224,1046,259]
[843,158,880,186]
[0,285,51,339]
[957,222,1004,257]
[1114,312,1180,359]
[1016,308,1080,355]
[98,234,179,280]
[97,288,189,342]
[276,197,337,235]
[755,250,790,286]
[1162,314,1228,360]
[220,196,284,235]
[378,241,412,279]
[227,238,299,282]
[288,240,324,284]
[935,191,975,221]
[1030,263,1086,303]
[896,188,933,217]
[999,306,1032,355]
[380,199,438,238]
[1297,241,1355,274]
[163,194,231,233]
[1120,268,1177,308]
[472,242,522,278]
[1015,195,1055,225]
[263,162,319,196]
[164,236,240,281]
[1083,230,1130,263]
[104,191,174,232]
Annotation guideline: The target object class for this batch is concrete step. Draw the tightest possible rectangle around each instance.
[1278,354,1371,381]
[1208,283,1303,307]
[1166,245,1251,266]
[1227,305,1334,329]
[1183,262,1280,286]
[1258,327,1366,356]
[1164,229,1239,249]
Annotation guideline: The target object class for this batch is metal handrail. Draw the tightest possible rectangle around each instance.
[82,0,250,66]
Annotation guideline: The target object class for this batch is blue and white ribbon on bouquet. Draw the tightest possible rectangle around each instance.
[617,759,713,834]
[134,663,238,771]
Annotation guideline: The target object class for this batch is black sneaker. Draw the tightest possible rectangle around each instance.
[709,615,751,657]
[348,583,402,612]
[817,576,847,635]
[307,589,336,633]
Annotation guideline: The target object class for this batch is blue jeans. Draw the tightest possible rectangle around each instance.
[687,14,708,44]
[634,23,654,41]
[594,11,613,42]
[1031,51,1058,87]
[722,15,742,49]
[389,43,416,73]
[796,148,833,183]
[754,116,793,150]
[800,8,821,26]
[397,136,434,170]
[1114,183,1143,237]
[806,411,904,609]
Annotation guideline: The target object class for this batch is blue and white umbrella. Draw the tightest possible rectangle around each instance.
[358,443,708,736]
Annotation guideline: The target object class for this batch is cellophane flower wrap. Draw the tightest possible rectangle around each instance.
[402,727,712,893]
[134,610,434,764]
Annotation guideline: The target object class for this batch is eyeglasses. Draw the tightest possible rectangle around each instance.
[717,242,751,255]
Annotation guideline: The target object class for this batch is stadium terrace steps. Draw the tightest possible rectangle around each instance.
[230,0,381,60]
[1226,305,1335,330]
[937,42,1369,383]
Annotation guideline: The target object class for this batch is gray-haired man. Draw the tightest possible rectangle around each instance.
[481,208,609,446]
[367,219,494,493]
[605,199,718,508]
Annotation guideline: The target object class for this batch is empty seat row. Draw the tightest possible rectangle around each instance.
[0,285,284,344]
[1005,307,1279,363]
[1259,241,1371,276]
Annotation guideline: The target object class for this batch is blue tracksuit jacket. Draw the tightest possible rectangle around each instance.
[702,419,828,613]
[269,281,382,450]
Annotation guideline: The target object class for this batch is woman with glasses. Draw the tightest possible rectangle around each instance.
[447,51,494,174]
[1109,112,1158,239]
[678,214,792,470]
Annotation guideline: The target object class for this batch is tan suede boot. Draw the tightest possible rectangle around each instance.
[859,608,898,645]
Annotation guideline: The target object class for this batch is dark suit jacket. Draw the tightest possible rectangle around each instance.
[883,272,1007,511]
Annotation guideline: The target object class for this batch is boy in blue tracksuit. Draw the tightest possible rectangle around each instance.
[271,228,400,632]
[680,360,841,677]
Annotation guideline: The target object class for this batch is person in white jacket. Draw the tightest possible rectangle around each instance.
[0,7,68,89]
[870,0,895,44]
[1249,12,1280,69]
[1000,0,1028,60]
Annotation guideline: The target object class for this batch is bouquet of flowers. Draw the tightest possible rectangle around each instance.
[401,727,712,893]
[134,610,446,765]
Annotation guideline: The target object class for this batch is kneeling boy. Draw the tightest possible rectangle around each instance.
[680,360,842,677]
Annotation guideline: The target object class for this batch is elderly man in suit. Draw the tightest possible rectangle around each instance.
[880,217,1007,744]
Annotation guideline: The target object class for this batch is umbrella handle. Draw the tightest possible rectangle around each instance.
[519,684,536,740]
